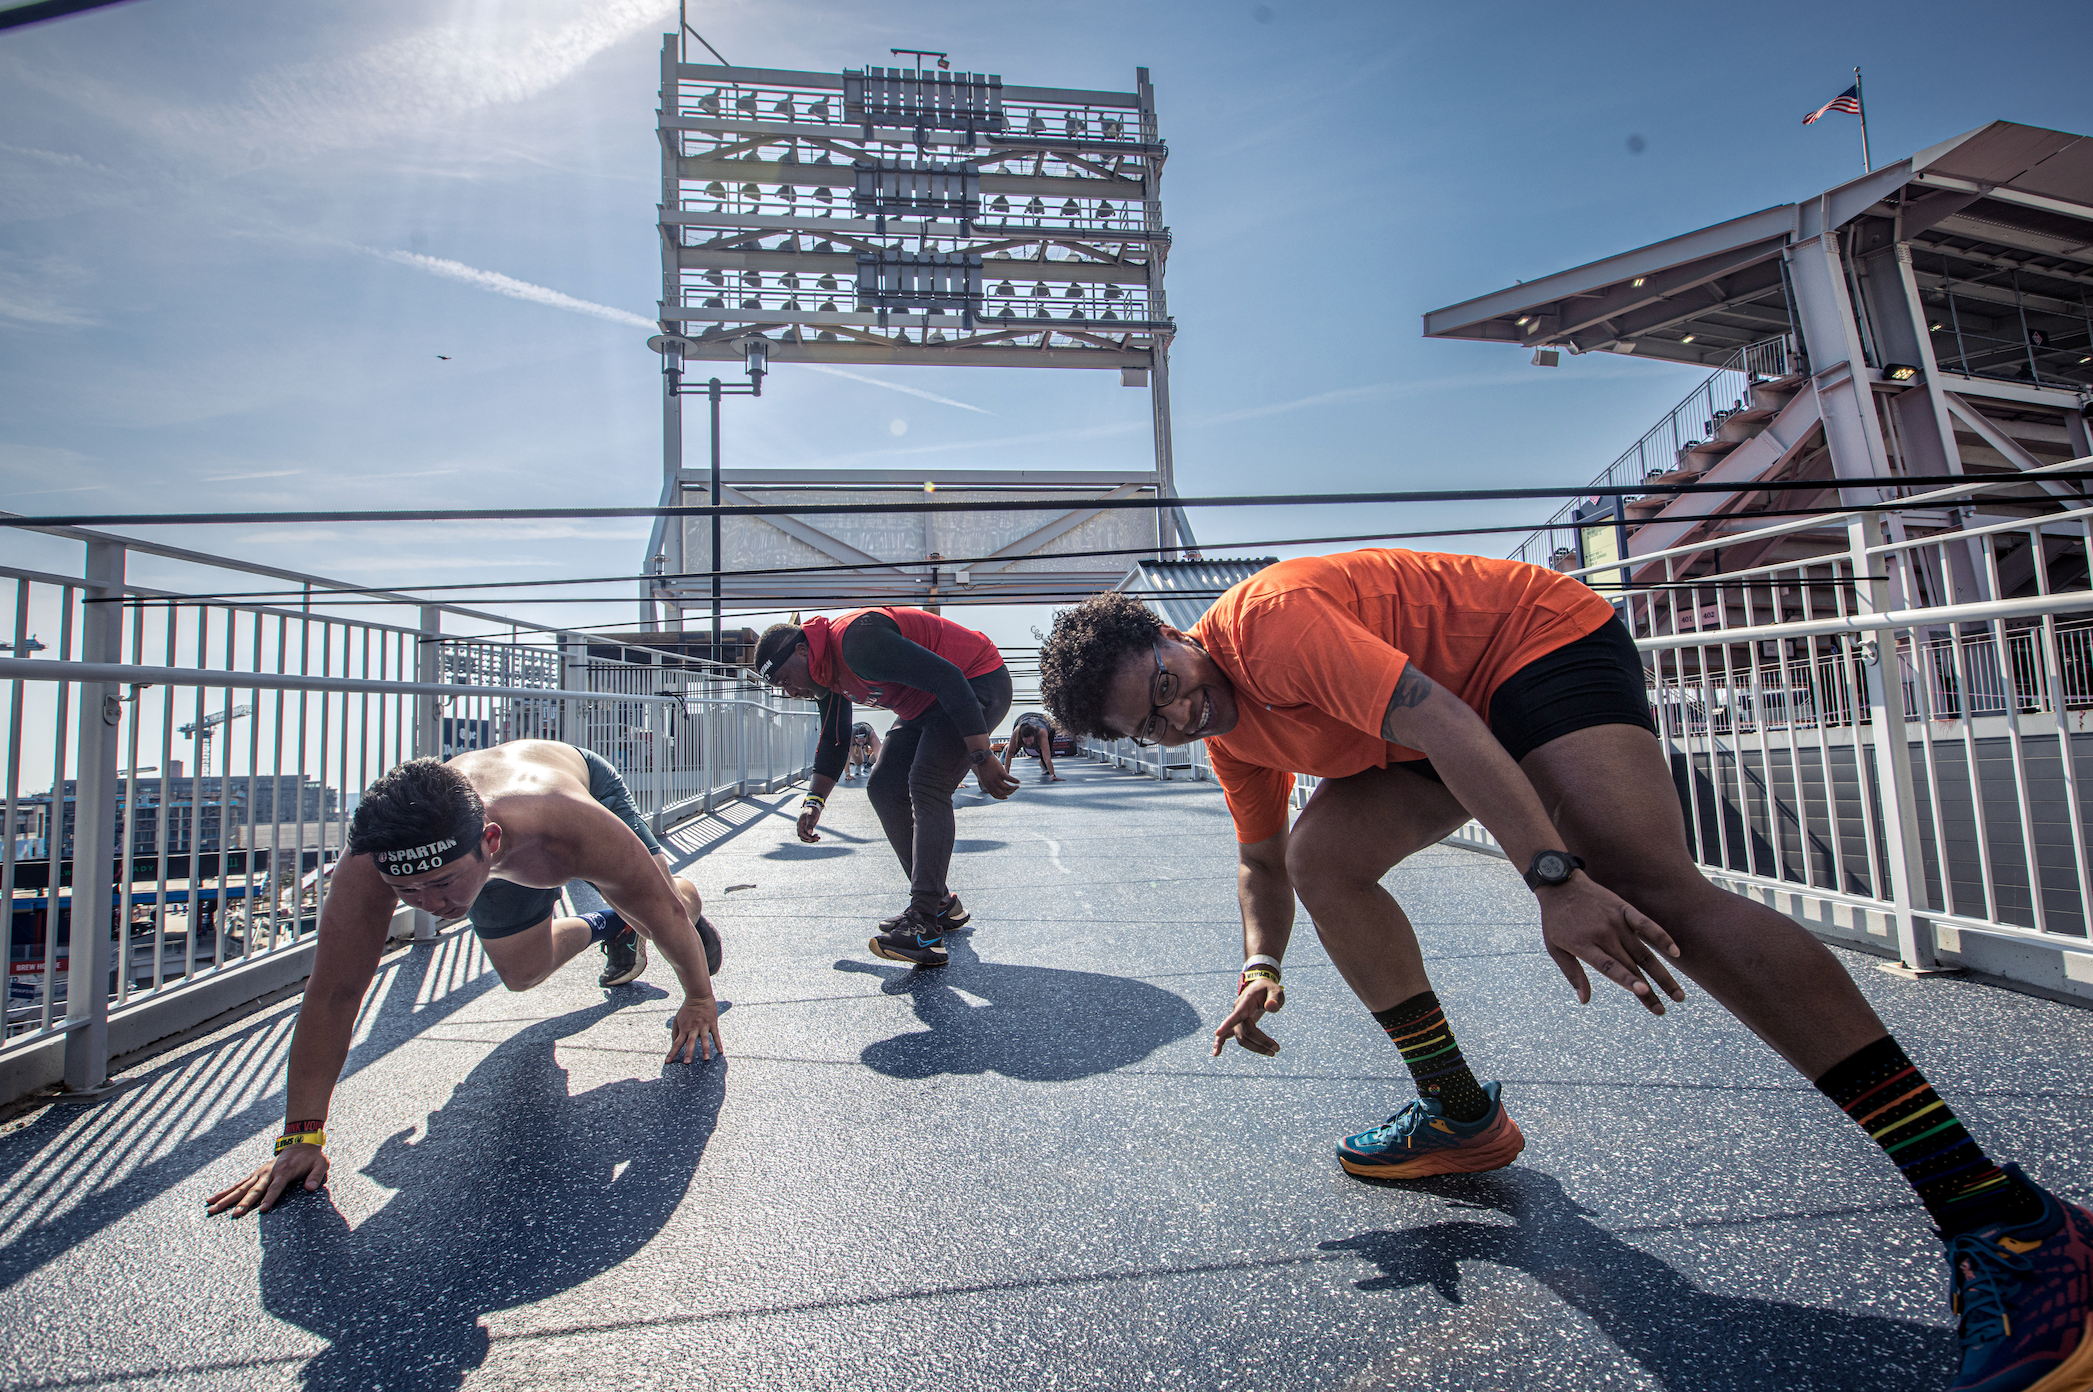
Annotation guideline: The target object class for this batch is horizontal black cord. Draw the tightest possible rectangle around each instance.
[89,494,2043,607]
[11,470,2087,531]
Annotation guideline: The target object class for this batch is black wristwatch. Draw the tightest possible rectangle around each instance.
[1523,850,1585,891]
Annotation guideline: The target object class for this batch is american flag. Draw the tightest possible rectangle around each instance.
[1803,86,1862,125]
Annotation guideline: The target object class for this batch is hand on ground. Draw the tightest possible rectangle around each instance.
[667,995,723,1064]
[796,805,822,842]
[1212,977,1285,1057]
[1539,874,1685,1015]
[205,1144,327,1217]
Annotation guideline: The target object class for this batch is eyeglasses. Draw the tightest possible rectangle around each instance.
[1130,640,1180,746]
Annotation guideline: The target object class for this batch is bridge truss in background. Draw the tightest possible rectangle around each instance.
[645,35,1182,623]
[666,468,1176,610]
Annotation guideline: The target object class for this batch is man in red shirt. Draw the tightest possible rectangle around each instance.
[755,608,1019,967]
[1040,549,2091,1392]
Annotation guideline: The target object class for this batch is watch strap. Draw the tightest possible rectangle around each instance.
[1522,851,1586,890]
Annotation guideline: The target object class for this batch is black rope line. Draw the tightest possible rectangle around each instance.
[12,470,2088,531]
[90,494,2060,608]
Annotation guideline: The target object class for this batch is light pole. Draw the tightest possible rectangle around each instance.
[658,336,767,664]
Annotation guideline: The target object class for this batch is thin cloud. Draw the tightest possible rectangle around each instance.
[190,0,677,161]
[370,248,654,329]
[201,468,303,482]
[799,364,993,415]
[767,419,1146,471]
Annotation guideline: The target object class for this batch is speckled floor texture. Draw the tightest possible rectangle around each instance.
[4,757,2091,1391]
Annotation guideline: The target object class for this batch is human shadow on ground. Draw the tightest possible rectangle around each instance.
[836,935,1201,1082]
[1321,1169,1951,1391]
[0,931,505,1297]
[258,997,726,1391]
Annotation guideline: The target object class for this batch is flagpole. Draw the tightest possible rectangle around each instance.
[1855,65,1872,173]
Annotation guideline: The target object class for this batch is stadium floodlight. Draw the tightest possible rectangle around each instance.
[645,43,1189,624]
[1882,362,1919,382]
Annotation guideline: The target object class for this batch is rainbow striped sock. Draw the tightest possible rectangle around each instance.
[1371,991,1491,1123]
[1815,1036,2040,1234]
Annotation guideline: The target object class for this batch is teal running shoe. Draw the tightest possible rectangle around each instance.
[1336,1080,1526,1180]
[1944,1164,2093,1392]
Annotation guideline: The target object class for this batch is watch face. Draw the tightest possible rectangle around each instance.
[1535,852,1569,882]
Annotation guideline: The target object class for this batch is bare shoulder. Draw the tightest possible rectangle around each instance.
[451,741,593,832]
[450,741,588,799]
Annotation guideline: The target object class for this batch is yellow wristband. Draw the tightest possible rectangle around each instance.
[274,1130,326,1156]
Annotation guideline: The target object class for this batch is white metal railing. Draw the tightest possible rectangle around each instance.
[1511,336,1798,569]
[1557,455,2093,974]
[1084,457,2093,992]
[1,535,814,1100]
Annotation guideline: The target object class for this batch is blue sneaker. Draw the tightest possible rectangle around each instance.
[1944,1165,2093,1392]
[1336,1080,1526,1180]
[868,905,949,968]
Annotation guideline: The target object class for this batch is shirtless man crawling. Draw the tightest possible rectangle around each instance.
[205,741,723,1218]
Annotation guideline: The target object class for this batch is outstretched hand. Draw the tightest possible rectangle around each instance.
[1212,977,1286,1057]
[1539,874,1685,1015]
[205,1144,328,1218]
[974,757,1020,800]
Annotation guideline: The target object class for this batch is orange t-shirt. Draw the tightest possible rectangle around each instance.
[1189,549,1616,843]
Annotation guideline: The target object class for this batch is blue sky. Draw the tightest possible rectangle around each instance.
[3,0,2091,655]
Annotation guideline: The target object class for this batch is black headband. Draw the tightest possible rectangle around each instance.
[373,835,476,878]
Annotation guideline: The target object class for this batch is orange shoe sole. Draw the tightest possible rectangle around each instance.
[1338,1112,1527,1180]
[2022,1313,2093,1392]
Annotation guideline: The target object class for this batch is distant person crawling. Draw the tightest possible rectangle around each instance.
[1003,711,1064,783]
[845,721,881,781]
[205,742,723,1218]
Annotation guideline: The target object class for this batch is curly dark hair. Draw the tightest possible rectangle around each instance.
[346,757,485,859]
[1039,591,1163,738]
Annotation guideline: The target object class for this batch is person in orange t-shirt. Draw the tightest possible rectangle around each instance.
[1037,552,2068,1320]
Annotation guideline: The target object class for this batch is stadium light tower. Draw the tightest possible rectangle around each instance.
[644,37,1185,619]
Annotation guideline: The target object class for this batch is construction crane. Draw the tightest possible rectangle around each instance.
[178,704,251,777]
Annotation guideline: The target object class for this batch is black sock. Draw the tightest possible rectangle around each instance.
[1371,991,1491,1123]
[581,909,624,944]
[1815,1036,2042,1234]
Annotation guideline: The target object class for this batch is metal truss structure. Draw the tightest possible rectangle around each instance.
[644,38,1183,624]
[655,468,1183,610]
[1427,120,2093,584]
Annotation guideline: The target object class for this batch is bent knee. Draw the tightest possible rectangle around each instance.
[1585,860,1724,922]
[1284,838,1387,902]
[671,876,704,917]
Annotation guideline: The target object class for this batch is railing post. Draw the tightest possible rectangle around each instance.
[64,540,123,1092]
[411,605,441,942]
[1851,515,1936,970]
[558,632,585,745]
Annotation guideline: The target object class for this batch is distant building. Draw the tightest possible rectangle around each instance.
[1425,119,2093,583]
[42,773,341,860]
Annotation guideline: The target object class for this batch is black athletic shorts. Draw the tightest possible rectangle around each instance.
[468,747,664,939]
[1408,617,1654,785]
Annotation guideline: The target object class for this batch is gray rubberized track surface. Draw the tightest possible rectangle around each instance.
[5,759,2092,1390]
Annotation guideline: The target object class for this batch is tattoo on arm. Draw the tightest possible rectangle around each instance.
[1381,665,1434,741]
